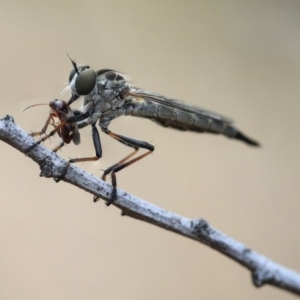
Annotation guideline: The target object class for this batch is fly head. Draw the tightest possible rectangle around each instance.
[67,55,96,104]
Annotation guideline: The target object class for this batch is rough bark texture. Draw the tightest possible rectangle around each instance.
[1,115,299,296]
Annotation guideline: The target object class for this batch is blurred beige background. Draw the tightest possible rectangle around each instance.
[0,1,299,299]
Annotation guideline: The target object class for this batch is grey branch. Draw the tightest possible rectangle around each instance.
[0,114,299,297]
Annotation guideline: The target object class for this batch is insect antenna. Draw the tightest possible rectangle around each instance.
[66,53,79,75]
[22,103,49,112]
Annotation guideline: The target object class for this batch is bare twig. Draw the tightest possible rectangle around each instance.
[0,114,300,296]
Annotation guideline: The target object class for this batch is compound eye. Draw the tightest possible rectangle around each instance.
[69,68,77,83]
[68,64,91,83]
[75,68,96,95]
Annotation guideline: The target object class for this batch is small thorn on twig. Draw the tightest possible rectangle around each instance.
[121,210,127,216]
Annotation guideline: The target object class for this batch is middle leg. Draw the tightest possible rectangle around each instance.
[96,128,155,206]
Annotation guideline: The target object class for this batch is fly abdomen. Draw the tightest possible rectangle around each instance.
[131,100,259,146]
[131,101,229,133]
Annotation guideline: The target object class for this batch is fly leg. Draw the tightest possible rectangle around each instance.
[54,124,102,182]
[96,128,154,206]
[53,110,101,181]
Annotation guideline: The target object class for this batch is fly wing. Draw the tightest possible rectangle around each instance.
[126,88,259,146]
[128,88,233,124]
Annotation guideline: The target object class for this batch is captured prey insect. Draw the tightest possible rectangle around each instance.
[61,57,260,205]
[24,99,80,149]
[24,99,85,181]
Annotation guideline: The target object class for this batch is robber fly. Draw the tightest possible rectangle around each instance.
[61,57,259,205]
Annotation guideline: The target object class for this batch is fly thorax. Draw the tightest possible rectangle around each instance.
[99,115,111,129]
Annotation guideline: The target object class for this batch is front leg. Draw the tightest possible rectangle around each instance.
[67,112,89,123]
[54,124,102,182]
[67,102,101,129]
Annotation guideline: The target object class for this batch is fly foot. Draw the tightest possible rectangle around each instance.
[54,162,70,183]
[93,191,117,206]
[93,174,117,206]
[105,187,117,206]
